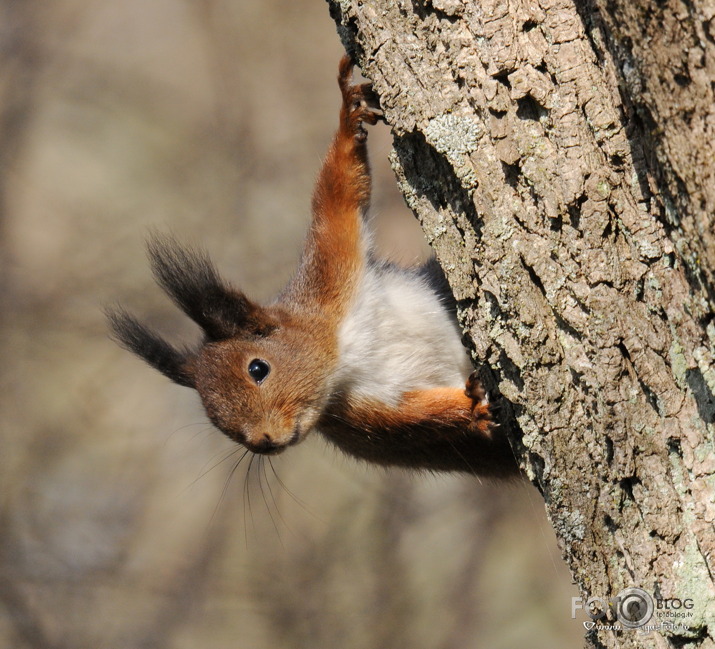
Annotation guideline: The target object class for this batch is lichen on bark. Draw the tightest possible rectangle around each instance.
[327,0,715,647]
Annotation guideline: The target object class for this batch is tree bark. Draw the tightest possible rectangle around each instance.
[326,1,715,647]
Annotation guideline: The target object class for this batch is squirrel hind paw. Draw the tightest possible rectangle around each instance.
[356,83,382,111]
[338,57,384,141]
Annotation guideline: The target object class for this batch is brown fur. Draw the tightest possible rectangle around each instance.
[108,56,519,476]
[319,382,514,477]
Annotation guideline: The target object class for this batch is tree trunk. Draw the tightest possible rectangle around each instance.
[326,1,715,647]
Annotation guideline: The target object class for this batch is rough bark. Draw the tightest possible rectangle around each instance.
[326,1,715,647]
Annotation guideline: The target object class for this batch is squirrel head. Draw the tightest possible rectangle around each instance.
[107,236,335,455]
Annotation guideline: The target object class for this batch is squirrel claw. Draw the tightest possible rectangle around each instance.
[466,372,495,436]
[465,372,489,406]
[356,83,382,111]
[338,55,383,141]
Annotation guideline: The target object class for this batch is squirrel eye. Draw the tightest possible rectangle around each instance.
[247,359,270,384]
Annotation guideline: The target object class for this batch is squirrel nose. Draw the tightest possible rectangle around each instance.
[250,434,281,455]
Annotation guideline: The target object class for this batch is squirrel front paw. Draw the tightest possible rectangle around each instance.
[338,55,383,142]
[465,372,495,436]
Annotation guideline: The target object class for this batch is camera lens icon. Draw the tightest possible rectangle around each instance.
[615,588,654,628]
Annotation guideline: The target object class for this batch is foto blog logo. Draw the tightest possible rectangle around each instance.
[572,587,655,629]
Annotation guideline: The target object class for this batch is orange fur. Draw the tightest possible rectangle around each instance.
[319,386,514,476]
[109,56,519,477]
[283,59,374,318]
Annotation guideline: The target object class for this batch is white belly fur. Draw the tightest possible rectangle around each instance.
[334,261,473,406]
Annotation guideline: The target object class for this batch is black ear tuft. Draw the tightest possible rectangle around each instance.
[147,235,273,340]
[106,307,195,388]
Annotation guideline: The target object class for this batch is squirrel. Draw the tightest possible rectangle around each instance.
[108,56,518,478]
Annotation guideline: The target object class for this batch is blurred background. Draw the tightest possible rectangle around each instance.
[0,1,582,647]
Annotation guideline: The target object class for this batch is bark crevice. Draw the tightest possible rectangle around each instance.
[327,0,715,647]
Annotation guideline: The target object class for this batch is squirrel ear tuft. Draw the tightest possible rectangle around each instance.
[147,235,276,340]
[106,307,196,388]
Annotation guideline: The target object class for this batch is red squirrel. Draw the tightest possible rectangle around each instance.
[108,56,518,477]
